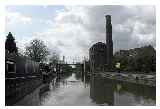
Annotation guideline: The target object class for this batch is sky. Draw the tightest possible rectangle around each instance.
[5,5,156,63]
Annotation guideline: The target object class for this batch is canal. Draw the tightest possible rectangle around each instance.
[15,72,156,106]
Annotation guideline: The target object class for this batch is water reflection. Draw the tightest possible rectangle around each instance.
[39,73,94,106]
[15,72,155,106]
[90,76,115,105]
[90,75,156,106]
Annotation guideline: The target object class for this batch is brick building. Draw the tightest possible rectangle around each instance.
[89,42,107,72]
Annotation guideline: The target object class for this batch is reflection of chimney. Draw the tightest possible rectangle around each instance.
[105,15,113,68]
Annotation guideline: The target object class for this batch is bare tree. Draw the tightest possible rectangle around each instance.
[49,52,60,66]
[25,39,49,62]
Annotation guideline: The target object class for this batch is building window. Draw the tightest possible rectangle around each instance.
[6,60,16,73]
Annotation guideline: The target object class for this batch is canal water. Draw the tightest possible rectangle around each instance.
[15,72,156,106]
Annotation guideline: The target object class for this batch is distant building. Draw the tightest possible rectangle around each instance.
[89,15,113,72]
[63,56,65,63]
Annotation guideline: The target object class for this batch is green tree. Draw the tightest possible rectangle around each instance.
[113,45,156,73]
[5,32,18,53]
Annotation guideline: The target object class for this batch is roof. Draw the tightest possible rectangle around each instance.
[90,42,106,51]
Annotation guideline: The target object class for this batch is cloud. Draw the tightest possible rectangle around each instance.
[6,11,32,25]
[6,6,156,63]
[85,6,155,49]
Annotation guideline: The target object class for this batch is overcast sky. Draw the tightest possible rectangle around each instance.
[6,5,156,63]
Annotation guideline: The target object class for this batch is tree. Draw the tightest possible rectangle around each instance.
[5,32,18,53]
[113,45,156,73]
[25,39,49,62]
[49,52,60,66]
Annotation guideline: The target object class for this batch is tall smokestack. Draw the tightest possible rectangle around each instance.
[105,15,113,69]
